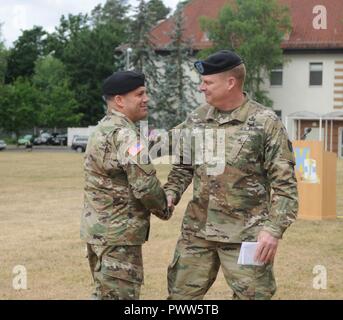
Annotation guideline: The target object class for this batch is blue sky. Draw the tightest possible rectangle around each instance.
[0,0,179,47]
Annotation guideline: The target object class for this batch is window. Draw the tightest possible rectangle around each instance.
[309,62,323,86]
[270,65,283,86]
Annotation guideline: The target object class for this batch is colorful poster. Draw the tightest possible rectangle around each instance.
[294,147,320,184]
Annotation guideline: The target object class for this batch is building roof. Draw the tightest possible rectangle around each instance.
[323,111,343,118]
[151,0,231,50]
[150,0,343,50]
[287,111,321,119]
[287,111,343,120]
[280,0,343,50]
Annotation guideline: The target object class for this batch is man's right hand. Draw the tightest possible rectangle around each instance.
[151,207,173,220]
[151,194,175,221]
[167,195,175,212]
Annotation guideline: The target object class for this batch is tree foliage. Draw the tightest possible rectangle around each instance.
[0,23,8,84]
[153,4,199,129]
[91,0,131,27]
[128,0,159,70]
[126,0,163,126]
[147,0,171,24]
[0,78,39,138]
[47,2,130,125]
[5,26,48,83]
[1,0,193,134]
[200,0,291,107]
[33,55,81,128]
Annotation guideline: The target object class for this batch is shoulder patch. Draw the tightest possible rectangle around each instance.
[128,143,144,157]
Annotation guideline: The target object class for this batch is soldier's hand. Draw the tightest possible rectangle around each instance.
[254,231,279,264]
[151,207,172,221]
[167,195,175,212]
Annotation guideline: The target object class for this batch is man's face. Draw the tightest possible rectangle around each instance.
[199,73,231,108]
[120,86,149,122]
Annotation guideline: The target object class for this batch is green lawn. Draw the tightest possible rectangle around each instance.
[0,152,342,299]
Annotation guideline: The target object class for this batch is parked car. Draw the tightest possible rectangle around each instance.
[48,133,61,145]
[33,132,52,145]
[0,140,7,151]
[54,134,68,146]
[17,135,34,146]
[71,136,88,153]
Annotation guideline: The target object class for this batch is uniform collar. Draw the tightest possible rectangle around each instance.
[206,92,250,125]
[106,108,136,128]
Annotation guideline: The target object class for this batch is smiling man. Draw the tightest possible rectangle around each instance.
[80,70,171,300]
[164,50,298,300]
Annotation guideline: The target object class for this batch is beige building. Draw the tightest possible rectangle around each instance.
[151,0,343,157]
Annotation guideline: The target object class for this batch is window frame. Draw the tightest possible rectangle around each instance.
[270,65,283,87]
[309,62,323,86]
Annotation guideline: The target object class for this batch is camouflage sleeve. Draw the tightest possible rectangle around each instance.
[164,123,194,205]
[262,115,298,238]
[114,127,170,220]
[126,163,170,219]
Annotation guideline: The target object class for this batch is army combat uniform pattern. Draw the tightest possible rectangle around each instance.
[164,96,298,300]
[81,109,169,300]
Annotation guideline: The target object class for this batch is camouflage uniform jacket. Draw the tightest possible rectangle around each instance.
[164,97,298,243]
[81,109,167,246]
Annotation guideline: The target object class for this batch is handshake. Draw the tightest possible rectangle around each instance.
[151,195,175,221]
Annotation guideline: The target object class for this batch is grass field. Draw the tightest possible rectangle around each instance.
[0,152,342,300]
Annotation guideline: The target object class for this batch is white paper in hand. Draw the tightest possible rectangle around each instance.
[237,242,264,266]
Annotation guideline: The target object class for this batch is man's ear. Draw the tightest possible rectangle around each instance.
[114,95,125,109]
[227,76,236,91]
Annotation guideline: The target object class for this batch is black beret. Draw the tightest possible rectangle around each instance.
[194,50,243,75]
[102,71,145,96]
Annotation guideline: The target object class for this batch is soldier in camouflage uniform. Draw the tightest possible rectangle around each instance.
[164,50,298,300]
[80,71,171,300]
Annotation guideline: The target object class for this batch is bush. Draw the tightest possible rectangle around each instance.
[3,137,17,145]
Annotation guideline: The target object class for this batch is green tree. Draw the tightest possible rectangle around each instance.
[0,78,39,139]
[129,0,158,70]
[91,0,130,27]
[48,3,130,126]
[5,26,48,83]
[45,13,90,59]
[128,0,163,127]
[33,55,82,128]
[89,0,131,80]
[0,23,8,84]
[154,4,199,129]
[200,0,291,107]
[147,0,171,24]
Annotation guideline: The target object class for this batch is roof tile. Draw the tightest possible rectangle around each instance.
[150,0,343,50]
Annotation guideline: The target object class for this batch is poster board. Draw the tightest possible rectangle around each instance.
[293,140,336,220]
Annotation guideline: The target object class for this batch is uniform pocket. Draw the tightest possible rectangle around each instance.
[167,252,181,292]
[101,255,144,284]
[101,245,143,284]
[253,263,276,299]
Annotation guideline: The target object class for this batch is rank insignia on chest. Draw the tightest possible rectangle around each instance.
[247,116,256,127]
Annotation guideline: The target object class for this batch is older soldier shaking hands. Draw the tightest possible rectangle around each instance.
[164,50,298,300]
[80,71,172,300]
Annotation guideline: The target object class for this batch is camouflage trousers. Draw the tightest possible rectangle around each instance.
[167,234,276,300]
[87,243,143,300]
